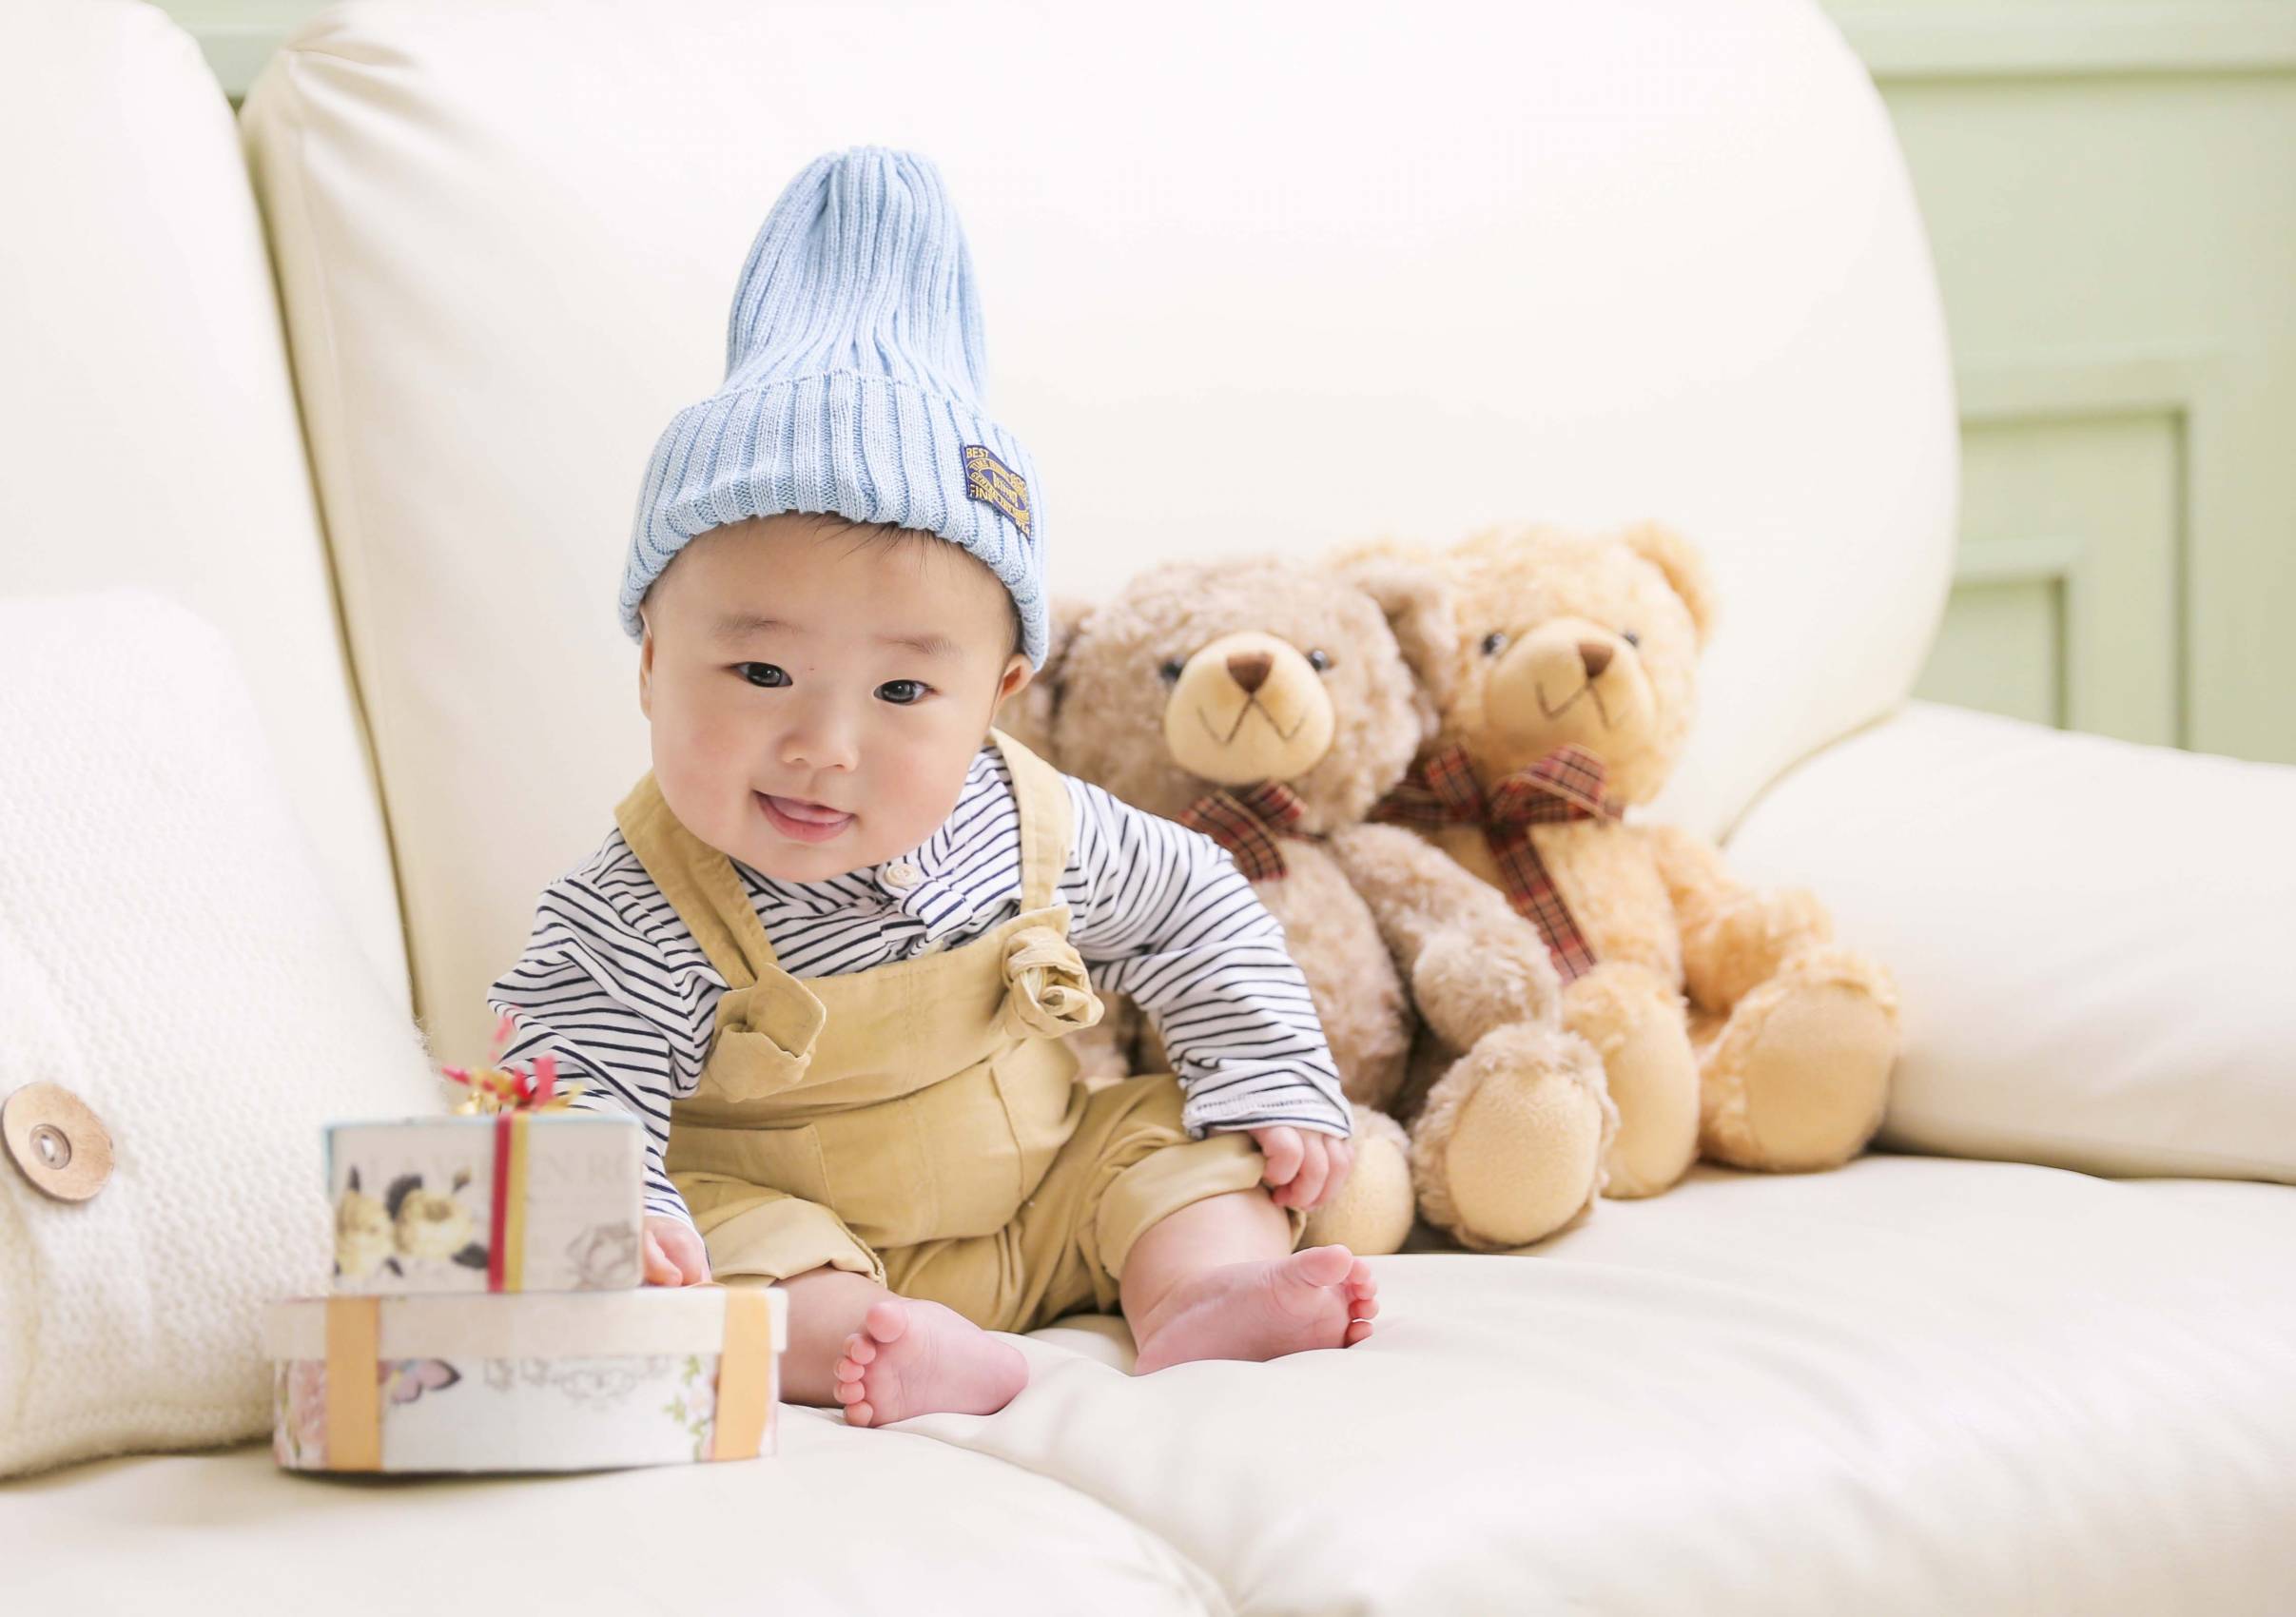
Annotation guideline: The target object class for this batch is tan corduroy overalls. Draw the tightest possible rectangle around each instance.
[613,730,1305,1335]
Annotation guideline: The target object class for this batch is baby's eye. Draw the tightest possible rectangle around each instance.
[1479,631,1509,657]
[876,679,930,706]
[1621,630,1642,649]
[1305,649,1333,673]
[736,662,790,689]
[1158,658,1186,685]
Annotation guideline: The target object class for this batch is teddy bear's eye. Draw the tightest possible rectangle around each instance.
[1621,630,1641,649]
[1480,631,1509,657]
[1306,649,1333,673]
[1158,657,1186,685]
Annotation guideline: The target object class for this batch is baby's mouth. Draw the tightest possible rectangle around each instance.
[756,791,854,844]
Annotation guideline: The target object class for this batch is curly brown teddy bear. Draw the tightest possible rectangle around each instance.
[1003,557,1617,1256]
[1346,522,1901,1197]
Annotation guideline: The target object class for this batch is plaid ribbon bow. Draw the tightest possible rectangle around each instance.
[1372,743,1619,983]
[1179,781,1310,883]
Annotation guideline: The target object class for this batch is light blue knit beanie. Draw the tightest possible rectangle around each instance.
[620,146,1047,664]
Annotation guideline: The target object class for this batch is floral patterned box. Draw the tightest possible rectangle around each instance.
[265,1285,787,1473]
[327,1114,645,1294]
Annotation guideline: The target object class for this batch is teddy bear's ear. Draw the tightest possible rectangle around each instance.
[1337,553,1460,737]
[1620,520,1718,651]
[996,595,1094,758]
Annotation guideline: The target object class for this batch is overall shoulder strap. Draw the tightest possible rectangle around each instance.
[987,730,1075,914]
[613,772,781,990]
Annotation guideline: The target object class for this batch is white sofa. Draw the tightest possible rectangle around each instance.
[4,2,2292,1612]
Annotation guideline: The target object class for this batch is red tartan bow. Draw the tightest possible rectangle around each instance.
[1179,781,1309,883]
[1372,744,1617,982]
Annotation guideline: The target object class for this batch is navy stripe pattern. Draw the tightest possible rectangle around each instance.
[487,746,1350,1229]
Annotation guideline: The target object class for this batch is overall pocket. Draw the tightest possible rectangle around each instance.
[666,1118,833,1210]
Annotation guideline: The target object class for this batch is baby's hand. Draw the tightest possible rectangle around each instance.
[643,1214,712,1287]
[1246,1126,1355,1213]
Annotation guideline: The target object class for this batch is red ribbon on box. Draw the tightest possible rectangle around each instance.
[440,1016,585,1293]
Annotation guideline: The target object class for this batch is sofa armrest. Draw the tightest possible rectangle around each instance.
[1720,702,2296,1183]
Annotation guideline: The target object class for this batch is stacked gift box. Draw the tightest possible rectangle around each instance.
[264,1026,785,1473]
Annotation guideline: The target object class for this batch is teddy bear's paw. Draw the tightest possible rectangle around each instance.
[1410,926,1559,1053]
[1699,946,1900,1173]
[1562,963,1702,1200]
[1302,1106,1414,1257]
[1683,886,1834,1011]
[1408,1023,1614,1252]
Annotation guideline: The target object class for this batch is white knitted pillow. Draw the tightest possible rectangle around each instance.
[0,592,438,1477]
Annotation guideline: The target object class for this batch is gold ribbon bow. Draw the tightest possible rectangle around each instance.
[1001,925,1106,1040]
[442,1013,588,1115]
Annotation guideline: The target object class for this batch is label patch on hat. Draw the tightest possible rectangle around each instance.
[963,445,1032,538]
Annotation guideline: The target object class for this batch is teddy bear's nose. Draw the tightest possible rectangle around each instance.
[1226,650,1274,693]
[1578,640,1614,680]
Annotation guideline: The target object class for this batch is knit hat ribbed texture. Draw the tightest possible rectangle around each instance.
[621,146,1047,664]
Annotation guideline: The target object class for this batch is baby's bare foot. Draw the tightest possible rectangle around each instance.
[829,1296,1028,1428]
[1129,1245,1379,1375]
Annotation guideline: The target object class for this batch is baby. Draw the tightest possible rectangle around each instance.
[489,147,1378,1428]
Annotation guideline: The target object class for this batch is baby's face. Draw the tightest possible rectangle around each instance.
[638,515,1030,883]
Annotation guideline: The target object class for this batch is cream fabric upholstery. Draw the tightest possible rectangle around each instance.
[0,0,406,1007]
[1725,702,2296,1183]
[240,0,1955,1062]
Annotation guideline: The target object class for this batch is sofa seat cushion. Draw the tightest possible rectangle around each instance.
[0,1406,1220,1615]
[924,1156,2296,1615]
[8,1155,2288,1612]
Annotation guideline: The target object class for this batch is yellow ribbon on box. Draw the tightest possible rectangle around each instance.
[708,1287,775,1462]
[317,1289,777,1471]
[323,1296,383,1471]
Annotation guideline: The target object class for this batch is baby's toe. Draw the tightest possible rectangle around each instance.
[862,1298,910,1346]
[842,1332,878,1366]
[844,1398,876,1428]
[833,1354,866,1383]
[1292,1244,1354,1287]
[1349,1294,1380,1320]
[832,1378,866,1404]
[1343,1319,1374,1348]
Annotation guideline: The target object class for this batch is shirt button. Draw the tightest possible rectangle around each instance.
[881,860,922,891]
[3,1081,115,1202]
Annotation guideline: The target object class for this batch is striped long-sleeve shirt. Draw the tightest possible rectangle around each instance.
[487,744,1351,1228]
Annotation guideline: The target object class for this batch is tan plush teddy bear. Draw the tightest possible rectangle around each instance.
[1004,557,1617,1256]
[1347,522,1901,1197]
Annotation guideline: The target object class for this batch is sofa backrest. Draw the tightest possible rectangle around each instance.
[241,0,1955,1062]
[0,0,408,1008]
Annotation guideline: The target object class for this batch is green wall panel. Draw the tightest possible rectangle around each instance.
[1833,0,2296,764]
